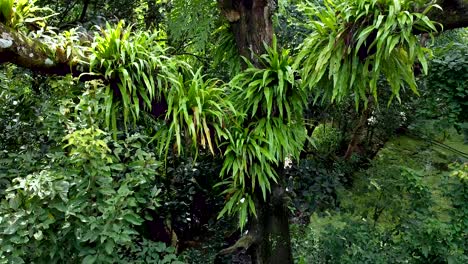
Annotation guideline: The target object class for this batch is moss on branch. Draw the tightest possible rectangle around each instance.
[0,22,86,76]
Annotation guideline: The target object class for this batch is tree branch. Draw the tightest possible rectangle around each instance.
[0,1,467,78]
[215,233,258,260]
[79,0,91,22]
[0,22,85,76]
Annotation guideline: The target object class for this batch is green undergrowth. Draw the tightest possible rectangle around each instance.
[292,132,468,263]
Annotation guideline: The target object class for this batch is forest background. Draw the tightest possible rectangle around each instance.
[0,0,467,263]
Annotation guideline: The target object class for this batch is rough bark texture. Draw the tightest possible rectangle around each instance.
[216,182,293,264]
[344,106,372,160]
[250,180,293,264]
[219,0,275,63]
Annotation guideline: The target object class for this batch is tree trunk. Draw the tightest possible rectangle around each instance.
[344,100,373,160]
[218,1,293,263]
[79,0,91,22]
[249,178,293,264]
[219,0,275,63]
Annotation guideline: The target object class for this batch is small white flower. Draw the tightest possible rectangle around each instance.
[400,112,407,122]
[367,116,377,125]
[44,58,54,66]
[12,101,18,105]
[284,156,293,168]
[240,197,245,203]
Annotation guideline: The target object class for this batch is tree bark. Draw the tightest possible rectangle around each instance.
[0,23,90,78]
[344,99,373,160]
[218,1,293,263]
[343,109,370,160]
[250,179,293,264]
[79,0,91,22]
[219,0,275,63]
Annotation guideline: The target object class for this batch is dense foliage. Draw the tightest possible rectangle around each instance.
[218,39,308,227]
[292,136,468,263]
[295,0,439,106]
[0,0,467,263]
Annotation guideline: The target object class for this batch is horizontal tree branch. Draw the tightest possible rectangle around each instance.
[0,1,467,78]
[0,23,86,76]
[215,233,258,259]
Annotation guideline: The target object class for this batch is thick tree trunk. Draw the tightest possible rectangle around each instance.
[219,0,275,63]
[250,179,293,264]
[344,99,373,160]
[218,1,293,263]
[79,0,91,22]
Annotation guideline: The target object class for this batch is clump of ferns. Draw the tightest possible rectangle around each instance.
[218,37,308,228]
[154,67,233,159]
[295,0,441,107]
[0,0,56,30]
[88,21,180,132]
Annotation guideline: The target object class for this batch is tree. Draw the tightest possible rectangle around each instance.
[1,0,468,263]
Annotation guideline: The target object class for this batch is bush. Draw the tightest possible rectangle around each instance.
[286,157,345,222]
[0,78,184,263]
[292,139,468,263]
[311,123,341,156]
[0,128,163,263]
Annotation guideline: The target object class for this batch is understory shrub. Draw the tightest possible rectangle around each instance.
[292,139,468,263]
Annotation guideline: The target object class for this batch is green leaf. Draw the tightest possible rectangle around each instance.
[104,239,115,255]
[123,213,144,225]
[33,230,43,241]
[82,255,97,264]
